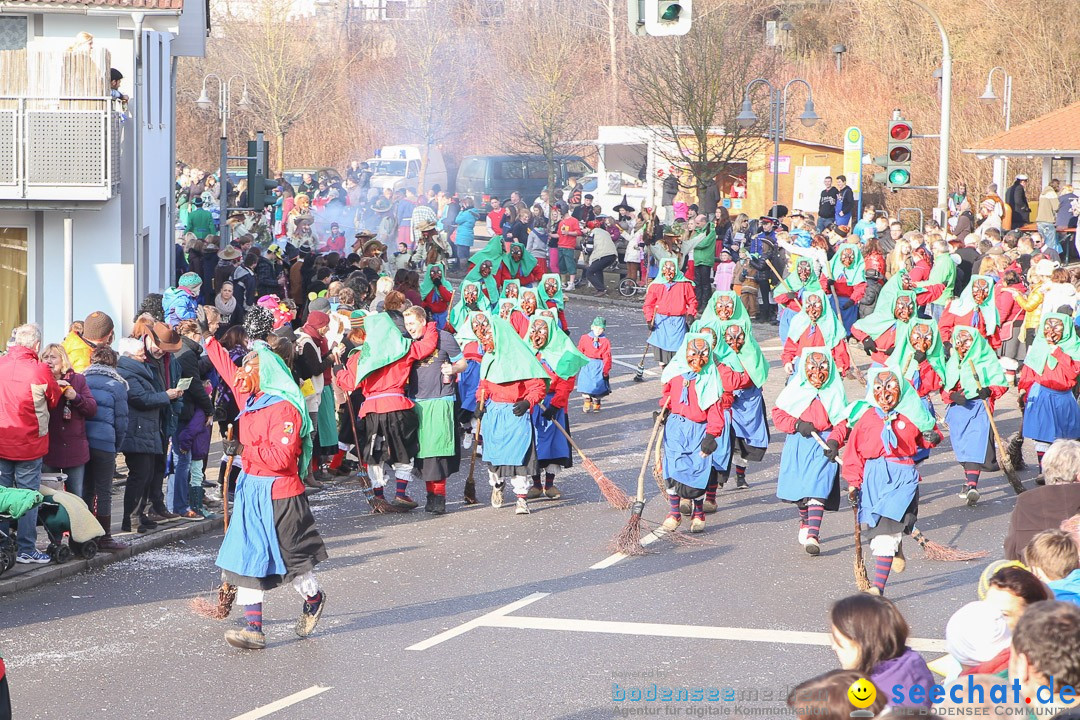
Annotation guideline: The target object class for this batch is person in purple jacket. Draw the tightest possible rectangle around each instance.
[828,594,934,709]
[40,344,97,498]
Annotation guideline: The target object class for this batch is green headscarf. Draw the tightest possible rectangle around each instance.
[876,267,909,315]
[852,289,917,341]
[254,343,314,475]
[448,280,482,331]
[537,273,565,309]
[530,315,590,380]
[500,241,538,279]
[454,308,480,345]
[927,252,957,305]
[948,274,1000,335]
[829,243,867,287]
[774,347,849,424]
[500,279,521,301]
[776,256,823,297]
[463,260,498,308]
[944,325,1007,396]
[349,312,411,385]
[479,314,550,386]
[886,317,947,384]
[660,333,723,410]
[469,235,506,268]
[699,290,752,335]
[648,257,693,288]
[713,319,770,387]
[496,297,522,319]
[419,263,453,299]
[1023,312,1080,374]
[787,290,846,349]
[846,365,936,432]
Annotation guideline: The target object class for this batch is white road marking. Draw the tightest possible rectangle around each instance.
[230,685,332,720]
[406,592,549,651]
[611,358,658,376]
[588,531,663,569]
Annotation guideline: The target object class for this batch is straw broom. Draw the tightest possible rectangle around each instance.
[966,357,1024,494]
[810,431,870,591]
[633,341,649,382]
[191,424,238,619]
[552,422,631,510]
[611,398,670,556]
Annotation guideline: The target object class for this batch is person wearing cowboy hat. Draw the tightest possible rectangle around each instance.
[413,217,449,266]
[352,229,376,254]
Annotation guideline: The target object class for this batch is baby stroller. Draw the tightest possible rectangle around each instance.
[36,475,105,563]
[0,486,44,576]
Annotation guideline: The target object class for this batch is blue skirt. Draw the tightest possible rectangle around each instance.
[710,410,735,472]
[945,399,992,464]
[576,358,611,397]
[457,360,480,412]
[778,306,794,343]
[731,386,770,449]
[913,397,936,464]
[533,395,571,466]
[838,297,858,335]
[216,473,286,580]
[859,457,920,528]
[481,401,533,467]
[1023,384,1080,443]
[662,413,711,490]
[648,313,687,352]
[432,310,448,331]
[777,432,838,502]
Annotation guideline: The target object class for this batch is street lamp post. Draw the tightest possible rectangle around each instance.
[979,66,1013,190]
[736,77,820,219]
[195,74,251,247]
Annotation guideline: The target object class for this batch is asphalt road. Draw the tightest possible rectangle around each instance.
[1,299,1029,720]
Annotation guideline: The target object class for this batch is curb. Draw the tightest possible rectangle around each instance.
[0,515,223,597]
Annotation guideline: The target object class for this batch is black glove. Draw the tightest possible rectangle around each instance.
[824,439,840,462]
[512,400,530,416]
[977,386,992,400]
[474,402,486,420]
[922,429,943,446]
[942,342,952,361]
[700,434,718,455]
[795,420,816,438]
[541,404,558,420]
[223,439,243,456]
[862,337,877,355]
[647,319,656,332]
[432,278,442,286]
[848,487,861,507]
[652,409,668,425]
[913,350,927,363]
[949,390,968,405]
[882,346,895,357]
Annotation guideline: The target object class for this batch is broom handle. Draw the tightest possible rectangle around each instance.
[342,391,372,494]
[467,392,486,483]
[635,397,671,503]
[221,424,235,533]
[966,357,1006,447]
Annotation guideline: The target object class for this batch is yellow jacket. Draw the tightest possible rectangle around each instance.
[1013,284,1045,330]
[62,330,94,373]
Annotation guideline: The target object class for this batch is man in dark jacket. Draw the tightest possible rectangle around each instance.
[0,324,61,563]
[83,345,129,550]
[254,249,280,298]
[136,320,185,524]
[817,176,838,231]
[1003,438,1080,560]
[117,337,182,532]
[1006,175,1031,229]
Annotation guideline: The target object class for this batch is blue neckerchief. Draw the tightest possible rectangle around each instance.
[665,282,675,289]
[592,331,604,349]
[807,324,817,339]
[680,372,697,404]
[972,308,981,329]
[237,392,286,419]
[875,407,898,453]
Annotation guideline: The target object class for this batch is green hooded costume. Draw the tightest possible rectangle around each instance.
[852,289,917,341]
[537,273,566,310]
[875,268,909,318]
[846,365,937,432]
[255,342,314,475]
[648,257,694,288]
[349,312,411,387]
[775,257,823,298]
[699,290,752,335]
[787,289,847,349]
[660,333,723,410]
[944,325,1007,396]
[469,235,506,268]
[775,347,849,424]
[500,242,538,281]
[947,274,1000,336]
[829,243,867,287]
[1023,312,1080,374]
[479,314,550,386]
[885,317,948,385]
[500,279,521,301]
[531,315,590,380]
[448,280,482,332]
[463,252,499,308]
[713,319,770,388]
[419,262,453,300]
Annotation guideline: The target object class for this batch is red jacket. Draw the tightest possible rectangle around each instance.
[319,232,346,254]
[495,263,543,289]
[538,360,575,409]
[423,287,452,314]
[478,378,547,407]
[939,306,1003,350]
[833,277,866,304]
[643,281,697,323]
[851,324,897,365]
[832,410,938,489]
[1019,348,1080,393]
[781,326,852,374]
[335,322,439,417]
[772,397,834,436]
[0,346,62,461]
[661,374,732,437]
[577,333,612,375]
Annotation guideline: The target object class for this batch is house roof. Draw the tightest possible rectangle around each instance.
[0,0,183,10]
[964,101,1080,157]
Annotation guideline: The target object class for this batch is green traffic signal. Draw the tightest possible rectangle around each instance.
[888,168,911,186]
[660,2,682,21]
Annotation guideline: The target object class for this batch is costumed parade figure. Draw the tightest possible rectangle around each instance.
[463,256,499,310]
[471,312,550,515]
[773,257,823,343]
[403,307,465,515]
[885,319,948,464]
[495,241,543,288]
[942,326,1008,506]
[204,340,328,650]
[711,319,770,495]
[939,275,1003,350]
[501,279,521,301]
[420,263,453,330]
[828,243,867,334]
[832,367,941,595]
[334,312,439,509]
[537,273,569,333]
[772,349,848,556]
[699,290,753,336]
[658,334,732,534]
[576,317,612,413]
[644,258,698,368]
[528,315,590,500]
[1019,312,1080,472]
[497,297,530,337]
[780,289,853,378]
[851,290,917,365]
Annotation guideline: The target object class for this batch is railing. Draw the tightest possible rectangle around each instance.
[0,96,121,202]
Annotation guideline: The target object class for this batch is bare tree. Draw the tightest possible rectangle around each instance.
[625,0,778,198]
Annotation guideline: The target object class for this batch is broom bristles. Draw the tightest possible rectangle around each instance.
[610,515,646,556]
[913,529,989,562]
[370,495,405,514]
[190,583,236,619]
[581,457,633,510]
[997,445,1024,494]
[854,558,871,591]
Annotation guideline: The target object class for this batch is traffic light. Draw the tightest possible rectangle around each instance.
[643,0,692,36]
[246,133,277,211]
[885,114,913,189]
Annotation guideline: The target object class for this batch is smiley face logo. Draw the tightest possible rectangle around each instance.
[847,678,877,709]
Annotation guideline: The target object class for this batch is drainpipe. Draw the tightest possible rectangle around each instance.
[64,214,72,329]
[132,11,145,303]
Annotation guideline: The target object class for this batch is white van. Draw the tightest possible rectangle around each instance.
[366,145,448,193]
